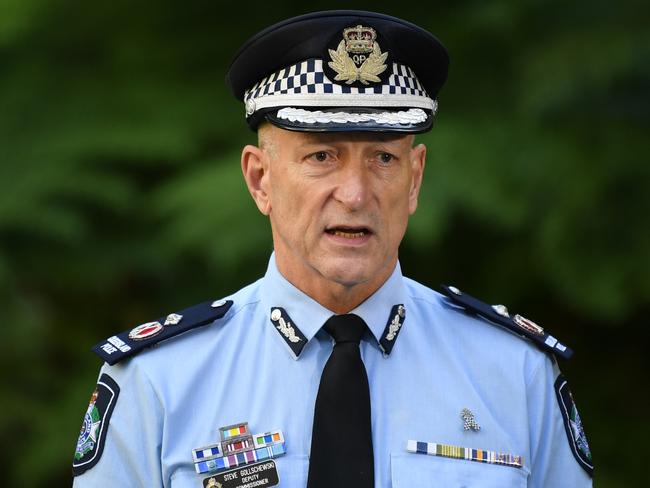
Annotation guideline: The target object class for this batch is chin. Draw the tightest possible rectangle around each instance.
[317,257,376,287]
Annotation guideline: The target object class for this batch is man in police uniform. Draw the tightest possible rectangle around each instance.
[72,10,593,487]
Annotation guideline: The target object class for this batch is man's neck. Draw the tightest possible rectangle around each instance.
[273,256,396,314]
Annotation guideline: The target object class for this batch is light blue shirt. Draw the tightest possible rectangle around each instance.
[73,254,592,487]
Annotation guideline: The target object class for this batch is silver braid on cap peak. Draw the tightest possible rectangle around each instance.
[276,107,429,125]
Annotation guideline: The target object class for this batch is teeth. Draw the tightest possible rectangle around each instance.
[333,230,365,238]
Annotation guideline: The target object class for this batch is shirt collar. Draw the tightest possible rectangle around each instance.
[260,253,408,359]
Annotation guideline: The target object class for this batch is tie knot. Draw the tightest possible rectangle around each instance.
[324,314,367,344]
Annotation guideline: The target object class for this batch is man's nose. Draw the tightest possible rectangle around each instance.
[332,161,370,211]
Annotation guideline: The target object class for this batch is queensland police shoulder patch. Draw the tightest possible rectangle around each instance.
[72,373,120,476]
[555,374,593,476]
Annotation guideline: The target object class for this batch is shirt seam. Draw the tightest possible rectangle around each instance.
[223,296,262,322]
[524,354,548,389]
[135,361,164,415]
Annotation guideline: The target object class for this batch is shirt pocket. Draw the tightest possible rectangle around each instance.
[391,452,528,488]
[276,454,309,486]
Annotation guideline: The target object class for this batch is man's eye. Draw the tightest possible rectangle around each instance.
[311,151,329,162]
[379,152,394,164]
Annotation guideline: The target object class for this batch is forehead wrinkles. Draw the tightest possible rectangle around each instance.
[297,131,413,146]
[260,125,416,162]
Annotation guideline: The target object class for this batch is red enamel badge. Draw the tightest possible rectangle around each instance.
[128,321,163,341]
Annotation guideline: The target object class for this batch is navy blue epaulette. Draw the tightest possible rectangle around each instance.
[92,299,234,365]
[440,285,573,360]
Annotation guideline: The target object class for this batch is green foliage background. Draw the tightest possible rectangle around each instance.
[1,0,648,485]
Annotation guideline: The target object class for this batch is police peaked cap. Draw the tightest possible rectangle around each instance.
[226,10,449,133]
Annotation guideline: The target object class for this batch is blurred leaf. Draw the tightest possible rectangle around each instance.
[151,152,272,272]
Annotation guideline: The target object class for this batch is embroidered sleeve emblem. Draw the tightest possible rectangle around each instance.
[555,374,593,476]
[75,390,101,461]
[72,373,120,476]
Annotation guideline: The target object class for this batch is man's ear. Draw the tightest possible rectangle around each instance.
[241,144,271,215]
[408,143,426,215]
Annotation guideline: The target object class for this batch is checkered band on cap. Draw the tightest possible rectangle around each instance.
[244,59,436,116]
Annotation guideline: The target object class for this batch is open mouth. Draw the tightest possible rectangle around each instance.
[325,226,372,239]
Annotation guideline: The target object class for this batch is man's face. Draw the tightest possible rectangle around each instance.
[244,124,426,300]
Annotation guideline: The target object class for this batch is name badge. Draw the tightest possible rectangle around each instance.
[203,460,279,488]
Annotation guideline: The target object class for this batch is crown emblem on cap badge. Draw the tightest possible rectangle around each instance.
[343,25,377,53]
[328,25,388,85]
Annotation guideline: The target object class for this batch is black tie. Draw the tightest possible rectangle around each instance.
[307,314,374,488]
